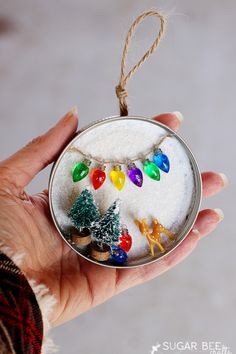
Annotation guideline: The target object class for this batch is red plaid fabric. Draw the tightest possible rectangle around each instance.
[0,252,43,353]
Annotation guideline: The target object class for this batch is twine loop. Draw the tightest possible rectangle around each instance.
[116,11,166,116]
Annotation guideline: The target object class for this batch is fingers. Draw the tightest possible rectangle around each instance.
[153,113,228,198]
[163,209,223,269]
[115,229,199,294]
[115,208,223,294]
[193,208,224,238]
[202,171,229,197]
[0,107,78,188]
[152,113,228,198]
[153,113,228,199]
[154,111,228,199]
[153,111,183,131]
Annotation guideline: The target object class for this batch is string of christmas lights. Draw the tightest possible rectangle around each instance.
[67,133,173,190]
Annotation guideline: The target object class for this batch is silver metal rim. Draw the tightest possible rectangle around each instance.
[48,115,202,269]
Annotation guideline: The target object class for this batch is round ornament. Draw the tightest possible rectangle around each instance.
[48,11,202,268]
[49,116,202,268]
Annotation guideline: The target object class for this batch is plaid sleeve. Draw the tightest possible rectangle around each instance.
[0,252,43,354]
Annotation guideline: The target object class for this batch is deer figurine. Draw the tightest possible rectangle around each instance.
[135,218,175,256]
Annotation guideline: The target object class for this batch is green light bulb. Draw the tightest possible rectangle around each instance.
[72,162,89,182]
[143,159,160,181]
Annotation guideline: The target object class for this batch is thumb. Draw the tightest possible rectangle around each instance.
[0,107,78,188]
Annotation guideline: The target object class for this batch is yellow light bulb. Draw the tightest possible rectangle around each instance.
[110,166,126,191]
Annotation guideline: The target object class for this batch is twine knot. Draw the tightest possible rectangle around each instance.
[115,84,129,116]
[115,85,128,100]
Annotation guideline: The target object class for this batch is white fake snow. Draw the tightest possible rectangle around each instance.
[51,118,195,263]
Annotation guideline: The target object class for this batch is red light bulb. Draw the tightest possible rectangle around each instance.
[90,168,106,190]
[119,227,132,252]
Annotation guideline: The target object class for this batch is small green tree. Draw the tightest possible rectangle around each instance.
[68,188,100,231]
[91,199,121,246]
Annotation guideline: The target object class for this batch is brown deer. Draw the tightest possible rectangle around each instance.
[135,218,175,256]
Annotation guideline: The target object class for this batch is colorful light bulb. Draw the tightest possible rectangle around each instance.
[153,149,170,173]
[90,166,106,190]
[119,226,132,252]
[127,163,143,187]
[143,159,160,181]
[110,246,128,264]
[72,159,90,182]
[109,165,126,190]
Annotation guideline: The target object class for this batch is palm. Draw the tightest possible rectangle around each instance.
[0,110,225,327]
[32,192,118,326]
[0,185,118,326]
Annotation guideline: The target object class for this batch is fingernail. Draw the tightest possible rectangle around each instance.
[192,228,201,238]
[172,111,184,123]
[61,106,78,123]
[69,106,78,116]
[59,107,78,124]
[213,208,224,222]
[219,173,229,187]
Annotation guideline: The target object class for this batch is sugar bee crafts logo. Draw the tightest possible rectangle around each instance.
[150,341,232,354]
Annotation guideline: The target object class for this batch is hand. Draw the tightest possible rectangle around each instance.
[0,109,227,327]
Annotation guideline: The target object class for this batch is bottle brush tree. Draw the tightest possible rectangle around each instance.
[91,199,121,247]
[68,187,100,233]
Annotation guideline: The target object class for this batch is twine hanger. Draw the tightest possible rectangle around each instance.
[115,11,166,116]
